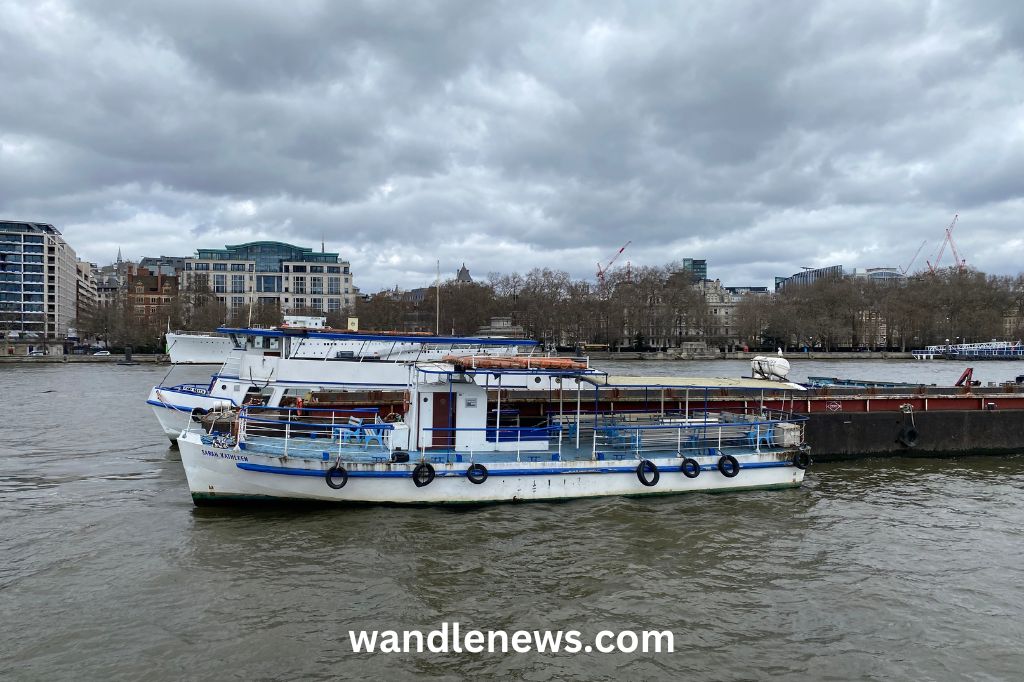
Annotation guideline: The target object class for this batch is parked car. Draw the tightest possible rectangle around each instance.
[28,350,46,356]
[93,350,111,356]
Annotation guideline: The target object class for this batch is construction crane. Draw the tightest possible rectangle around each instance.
[901,239,927,274]
[926,214,966,273]
[596,241,631,286]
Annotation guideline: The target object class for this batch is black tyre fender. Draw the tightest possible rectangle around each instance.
[681,457,701,478]
[413,462,436,488]
[792,451,811,470]
[636,459,660,487]
[717,454,740,478]
[897,426,919,448]
[325,463,348,489]
[466,463,488,484]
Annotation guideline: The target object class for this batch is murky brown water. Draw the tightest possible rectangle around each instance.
[2,363,1023,680]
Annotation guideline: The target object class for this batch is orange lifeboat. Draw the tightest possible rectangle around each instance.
[441,355,588,370]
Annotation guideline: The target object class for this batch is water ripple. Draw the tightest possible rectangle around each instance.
[1,364,1023,679]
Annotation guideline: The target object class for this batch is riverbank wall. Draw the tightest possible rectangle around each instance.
[0,354,169,364]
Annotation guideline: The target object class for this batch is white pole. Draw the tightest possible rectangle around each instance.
[284,411,291,458]
[496,374,502,443]
[435,259,440,336]
[576,382,582,449]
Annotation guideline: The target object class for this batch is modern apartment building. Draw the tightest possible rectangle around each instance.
[181,241,356,314]
[75,259,98,325]
[681,258,707,283]
[0,220,78,339]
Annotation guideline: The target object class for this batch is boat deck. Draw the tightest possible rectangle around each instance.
[233,431,791,465]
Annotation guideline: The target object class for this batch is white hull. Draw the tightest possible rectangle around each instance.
[148,386,235,441]
[166,333,234,364]
[178,432,805,505]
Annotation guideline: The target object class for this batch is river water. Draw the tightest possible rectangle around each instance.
[2,361,1023,680]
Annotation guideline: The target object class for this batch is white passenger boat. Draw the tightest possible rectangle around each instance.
[165,316,329,364]
[165,332,235,364]
[148,327,539,442]
[912,340,1024,360]
[176,361,810,505]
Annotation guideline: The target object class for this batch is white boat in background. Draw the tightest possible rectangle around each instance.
[165,332,235,364]
[912,340,1024,361]
[165,315,329,364]
[148,326,540,441]
[177,362,811,506]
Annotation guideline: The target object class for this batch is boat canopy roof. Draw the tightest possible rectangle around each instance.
[416,363,804,390]
[216,326,539,346]
[601,375,806,391]
[417,363,607,378]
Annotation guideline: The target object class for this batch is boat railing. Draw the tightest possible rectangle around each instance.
[217,349,244,378]
[420,425,565,463]
[236,406,403,461]
[593,410,806,457]
[550,405,802,425]
[420,408,807,463]
[914,341,1024,357]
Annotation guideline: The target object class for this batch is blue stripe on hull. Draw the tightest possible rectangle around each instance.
[236,459,794,479]
[147,399,196,413]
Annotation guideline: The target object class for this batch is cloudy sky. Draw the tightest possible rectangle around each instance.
[2,1,1023,292]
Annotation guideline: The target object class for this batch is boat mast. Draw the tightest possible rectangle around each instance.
[435,259,440,335]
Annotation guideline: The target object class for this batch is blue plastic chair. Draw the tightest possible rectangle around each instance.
[747,425,774,448]
[363,425,385,449]
[333,417,364,445]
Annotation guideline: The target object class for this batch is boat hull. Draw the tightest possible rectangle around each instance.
[166,332,234,364]
[178,433,806,505]
[148,386,234,441]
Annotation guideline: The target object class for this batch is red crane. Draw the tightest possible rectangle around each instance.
[596,241,631,286]
[926,214,967,273]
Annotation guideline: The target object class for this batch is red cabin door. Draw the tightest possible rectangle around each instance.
[431,393,456,449]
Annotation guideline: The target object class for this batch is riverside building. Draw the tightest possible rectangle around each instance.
[0,220,78,340]
[181,241,356,315]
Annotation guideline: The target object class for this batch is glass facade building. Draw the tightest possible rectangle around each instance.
[682,258,707,283]
[0,221,78,339]
[775,265,904,291]
[183,241,356,314]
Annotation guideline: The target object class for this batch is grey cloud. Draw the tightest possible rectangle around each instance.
[1,0,1022,291]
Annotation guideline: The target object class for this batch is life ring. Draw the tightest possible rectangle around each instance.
[717,454,740,478]
[792,451,811,470]
[413,462,436,487]
[897,426,919,448]
[466,463,488,484]
[325,463,348,489]
[636,459,660,487]
[681,457,701,478]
